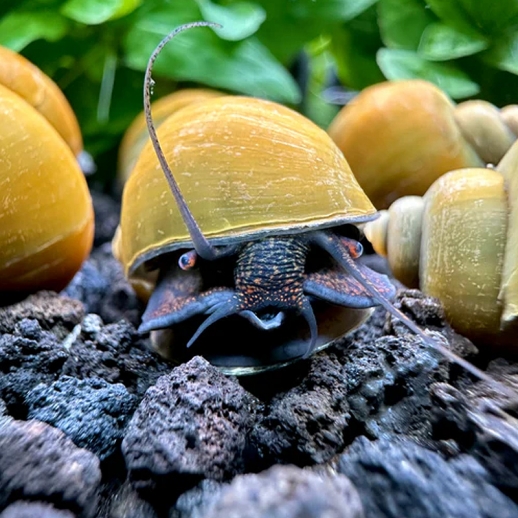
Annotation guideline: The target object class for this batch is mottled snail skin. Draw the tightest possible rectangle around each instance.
[365,142,518,347]
[118,88,224,185]
[113,94,397,371]
[328,80,518,210]
[0,45,83,157]
[0,83,93,293]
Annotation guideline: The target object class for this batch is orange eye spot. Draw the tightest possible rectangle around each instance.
[179,250,197,270]
[340,237,363,259]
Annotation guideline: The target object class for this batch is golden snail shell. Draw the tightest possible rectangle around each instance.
[364,141,518,346]
[0,45,83,156]
[0,83,93,293]
[117,88,224,184]
[328,80,518,209]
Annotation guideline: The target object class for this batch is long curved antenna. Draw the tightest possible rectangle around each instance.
[144,22,235,261]
[310,231,518,401]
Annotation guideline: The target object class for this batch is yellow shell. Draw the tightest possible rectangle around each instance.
[0,83,93,292]
[118,88,224,184]
[328,80,483,209]
[113,95,376,281]
[0,45,82,156]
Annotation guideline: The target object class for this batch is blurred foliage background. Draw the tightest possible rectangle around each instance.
[2,0,518,187]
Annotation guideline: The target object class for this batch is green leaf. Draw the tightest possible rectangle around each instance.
[378,0,436,50]
[124,6,301,103]
[196,0,266,41]
[484,32,518,75]
[0,11,68,51]
[256,0,377,63]
[377,48,480,98]
[454,0,518,35]
[419,22,488,60]
[331,6,385,90]
[61,0,142,25]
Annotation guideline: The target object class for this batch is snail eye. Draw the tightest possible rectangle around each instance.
[178,250,197,270]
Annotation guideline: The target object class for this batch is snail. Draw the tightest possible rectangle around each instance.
[0,61,94,294]
[364,139,518,349]
[0,45,83,158]
[118,88,224,185]
[328,80,518,209]
[112,22,506,388]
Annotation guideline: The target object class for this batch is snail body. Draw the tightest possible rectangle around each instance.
[0,83,93,293]
[328,80,518,209]
[365,141,518,346]
[113,94,397,373]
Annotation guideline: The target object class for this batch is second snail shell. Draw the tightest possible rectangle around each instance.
[364,141,518,347]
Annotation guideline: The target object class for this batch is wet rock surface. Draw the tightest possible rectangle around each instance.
[337,435,518,518]
[0,419,101,517]
[1,196,517,518]
[122,357,260,501]
[26,376,137,460]
[173,465,364,518]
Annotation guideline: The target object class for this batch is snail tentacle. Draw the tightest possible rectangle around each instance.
[144,21,238,262]
[309,230,518,400]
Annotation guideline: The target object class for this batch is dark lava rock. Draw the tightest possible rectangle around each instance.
[62,315,170,398]
[26,376,137,460]
[91,189,120,247]
[0,291,84,338]
[0,318,69,414]
[431,366,518,495]
[172,480,227,518]
[122,356,260,499]
[108,481,159,518]
[332,289,476,441]
[251,354,350,466]
[0,419,101,518]
[0,501,76,518]
[185,465,364,518]
[337,435,518,518]
[64,243,144,328]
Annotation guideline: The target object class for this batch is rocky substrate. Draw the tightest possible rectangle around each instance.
[1,191,517,518]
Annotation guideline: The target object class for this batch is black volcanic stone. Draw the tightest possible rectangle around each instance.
[431,367,518,495]
[122,356,260,499]
[0,419,101,517]
[0,501,76,518]
[26,376,137,460]
[64,243,143,328]
[251,353,350,466]
[182,465,365,518]
[62,315,170,398]
[91,190,120,247]
[0,319,68,413]
[0,291,84,337]
[337,436,518,518]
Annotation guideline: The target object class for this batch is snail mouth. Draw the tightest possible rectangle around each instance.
[239,309,285,330]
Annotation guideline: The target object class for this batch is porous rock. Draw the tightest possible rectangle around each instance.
[64,243,143,327]
[122,356,260,498]
[332,289,470,441]
[0,318,68,413]
[0,291,84,337]
[108,481,159,518]
[0,501,76,518]
[337,435,518,518]
[431,365,518,495]
[91,189,121,247]
[26,376,137,460]
[62,316,170,398]
[191,465,364,518]
[251,353,350,465]
[0,419,101,517]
